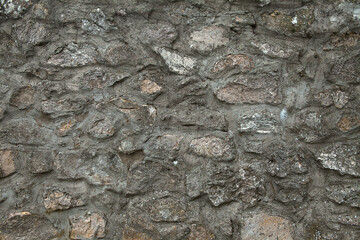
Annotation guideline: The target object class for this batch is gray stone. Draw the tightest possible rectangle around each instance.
[189,25,229,53]
[238,110,280,134]
[157,47,196,75]
[48,42,99,67]
[315,144,359,176]
[190,136,235,161]
[326,183,360,208]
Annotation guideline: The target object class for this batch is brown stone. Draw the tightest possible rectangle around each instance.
[57,119,74,136]
[43,189,85,212]
[122,226,152,240]
[213,54,254,73]
[0,150,16,178]
[314,88,348,108]
[188,225,215,240]
[69,212,106,239]
[337,115,360,132]
[0,212,62,240]
[330,33,359,48]
[216,76,279,104]
[241,213,294,240]
[9,86,35,109]
[190,136,234,161]
[140,79,162,94]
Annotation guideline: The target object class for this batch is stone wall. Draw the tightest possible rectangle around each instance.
[0,0,359,239]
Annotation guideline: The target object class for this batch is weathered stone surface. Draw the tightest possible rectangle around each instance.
[189,25,229,52]
[43,187,86,212]
[69,212,106,239]
[9,85,34,109]
[162,105,227,131]
[291,108,328,143]
[328,33,360,49]
[216,76,280,104]
[212,54,254,73]
[0,212,62,240]
[251,40,296,58]
[148,197,187,222]
[0,0,33,18]
[88,116,115,139]
[337,114,360,132]
[137,22,177,46]
[241,212,294,240]
[122,225,152,240]
[79,68,128,90]
[157,47,196,75]
[48,42,98,67]
[206,165,265,207]
[262,7,315,35]
[41,97,88,118]
[0,150,15,178]
[330,55,360,84]
[190,136,235,161]
[81,8,112,35]
[188,224,215,240]
[140,79,162,95]
[326,184,360,208]
[104,43,135,66]
[0,119,50,145]
[15,21,49,45]
[25,150,53,174]
[314,87,349,108]
[54,150,127,192]
[315,144,359,176]
[238,110,279,134]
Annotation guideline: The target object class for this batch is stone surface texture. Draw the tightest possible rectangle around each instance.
[0,0,359,239]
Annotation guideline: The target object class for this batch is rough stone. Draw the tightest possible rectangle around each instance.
[238,110,279,134]
[137,22,177,46]
[337,114,360,132]
[315,144,359,176]
[241,212,294,240]
[0,150,15,178]
[262,7,315,36]
[314,88,349,108]
[326,183,360,208]
[189,25,229,52]
[80,68,128,90]
[81,8,112,35]
[162,105,227,131]
[41,97,88,118]
[0,119,50,145]
[188,224,215,240]
[25,150,53,174]
[157,47,196,75]
[330,56,360,84]
[251,40,296,58]
[212,54,254,73]
[104,43,135,66]
[190,136,235,161]
[43,187,86,212]
[0,0,33,18]
[206,165,265,207]
[15,21,49,45]
[88,116,115,139]
[140,79,162,95]
[9,85,34,109]
[291,108,328,143]
[69,212,106,239]
[0,212,62,240]
[216,76,280,104]
[122,226,152,240]
[47,42,98,67]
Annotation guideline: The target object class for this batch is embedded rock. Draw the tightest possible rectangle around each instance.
[241,212,294,240]
[189,25,229,52]
[190,136,235,161]
[0,150,15,178]
[69,212,106,239]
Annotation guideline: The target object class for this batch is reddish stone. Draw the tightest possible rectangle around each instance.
[213,54,254,73]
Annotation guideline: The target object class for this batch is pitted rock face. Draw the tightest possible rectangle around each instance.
[1,0,359,239]
[69,212,106,240]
